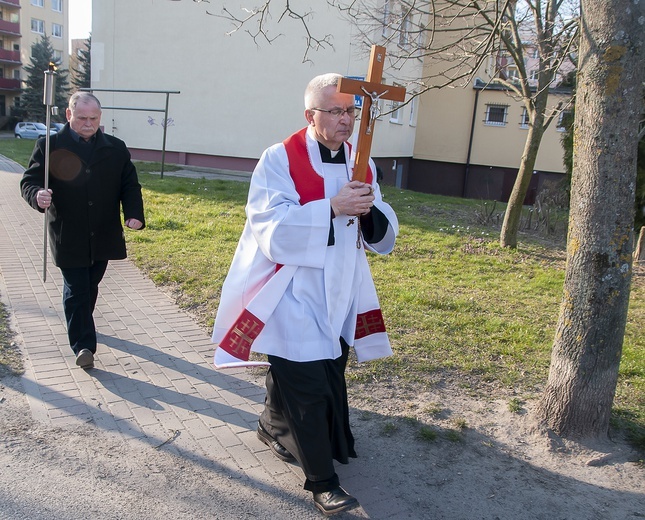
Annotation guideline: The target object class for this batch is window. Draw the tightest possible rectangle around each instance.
[529,69,539,81]
[389,83,403,124]
[389,100,402,124]
[31,19,45,34]
[484,104,508,126]
[507,67,520,81]
[520,108,530,128]
[398,10,411,48]
[408,96,417,126]
[382,0,392,38]
[31,0,44,6]
[13,69,20,80]
[557,110,573,132]
[52,0,62,12]
[53,50,62,63]
[52,23,62,38]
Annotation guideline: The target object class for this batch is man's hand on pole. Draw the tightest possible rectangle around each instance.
[36,189,52,209]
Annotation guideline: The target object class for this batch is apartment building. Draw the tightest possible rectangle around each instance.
[90,1,572,203]
[0,0,68,125]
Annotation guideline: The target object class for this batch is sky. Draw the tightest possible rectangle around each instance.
[68,0,92,44]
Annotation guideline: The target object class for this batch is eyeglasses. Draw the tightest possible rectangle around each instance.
[310,106,361,118]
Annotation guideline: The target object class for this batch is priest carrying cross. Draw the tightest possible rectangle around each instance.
[212,46,401,516]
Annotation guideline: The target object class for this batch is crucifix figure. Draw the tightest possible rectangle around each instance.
[337,45,406,182]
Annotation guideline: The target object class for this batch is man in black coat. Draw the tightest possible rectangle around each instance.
[20,91,145,369]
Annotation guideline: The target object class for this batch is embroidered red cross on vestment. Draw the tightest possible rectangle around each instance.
[219,309,265,360]
[354,308,386,339]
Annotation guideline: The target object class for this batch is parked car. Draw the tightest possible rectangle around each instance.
[14,122,57,139]
[50,122,65,132]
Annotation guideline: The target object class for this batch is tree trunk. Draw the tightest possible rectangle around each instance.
[500,123,545,248]
[635,226,644,262]
[538,0,644,438]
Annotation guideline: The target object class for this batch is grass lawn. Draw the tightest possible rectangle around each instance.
[0,138,643,447]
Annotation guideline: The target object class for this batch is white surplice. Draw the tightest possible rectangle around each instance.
[212,126,398,364]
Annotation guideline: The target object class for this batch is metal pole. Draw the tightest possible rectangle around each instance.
[42,63,57,282]
[160,92,170,180]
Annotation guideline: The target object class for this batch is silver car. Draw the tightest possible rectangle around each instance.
[14,122,57,139]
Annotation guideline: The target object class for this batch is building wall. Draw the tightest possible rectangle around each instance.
[90,0,572,206]
[412,77,571,202]
[90,0,419,171]
[0,0,69,121]
[20,0,69,75]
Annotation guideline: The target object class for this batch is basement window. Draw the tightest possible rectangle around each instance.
[484,104,508,126]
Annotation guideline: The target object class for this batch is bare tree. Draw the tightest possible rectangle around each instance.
[537,0,644,438]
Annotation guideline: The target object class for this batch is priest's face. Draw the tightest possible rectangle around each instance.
[305,86,356,151]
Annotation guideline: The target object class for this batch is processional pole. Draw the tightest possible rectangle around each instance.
[42,63,57,282]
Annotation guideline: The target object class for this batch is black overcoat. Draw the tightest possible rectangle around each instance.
[20,124,145,268]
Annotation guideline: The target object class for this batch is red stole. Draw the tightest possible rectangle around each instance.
[282,127,373,203]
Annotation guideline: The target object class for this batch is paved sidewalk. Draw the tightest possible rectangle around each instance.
[0,158,415,519]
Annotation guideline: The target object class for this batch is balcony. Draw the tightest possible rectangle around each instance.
[0,19,20,37]
[0,48,20,65]
[0,77,21,91]
[0,0,20,6]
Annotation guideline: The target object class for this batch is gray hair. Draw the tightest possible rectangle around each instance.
[68,91,102,111]
[304,73,343,109]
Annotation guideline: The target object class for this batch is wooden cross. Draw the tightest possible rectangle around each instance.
[337,45,406,182]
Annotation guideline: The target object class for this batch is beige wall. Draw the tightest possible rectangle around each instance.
[90,0,419,162]
[414,84,569,174]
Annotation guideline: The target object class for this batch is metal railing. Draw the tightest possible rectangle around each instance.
[80,88,180,178]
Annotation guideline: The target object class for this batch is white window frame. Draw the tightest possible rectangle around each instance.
[484,104,508,126]
[382,0,391,38]
[52,0,63,12]
[408,96,417,127]
[507,67,520,81]
[557,110,573,132]
[389,100,402,124]
[52,49,62,63]
[52,23,63,38]
[520,107,530,129]
[31,18,45,34]
[389,83,404,124]
[398,9,411,48]
[31,0,44,7]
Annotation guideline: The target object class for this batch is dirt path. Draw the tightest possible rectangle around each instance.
[2,372,643,520]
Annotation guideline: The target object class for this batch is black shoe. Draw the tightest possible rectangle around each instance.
[313,487,359,516]
[75,349,94,369]
[256,423,295,462]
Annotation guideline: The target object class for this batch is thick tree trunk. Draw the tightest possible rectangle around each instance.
[500,123,546,248]
[538,0,644,438]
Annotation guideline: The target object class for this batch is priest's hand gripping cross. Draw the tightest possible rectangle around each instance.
[337,45,406,183]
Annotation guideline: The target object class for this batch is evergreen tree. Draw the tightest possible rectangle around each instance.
[21,35,70,122]
[71,35,91,89]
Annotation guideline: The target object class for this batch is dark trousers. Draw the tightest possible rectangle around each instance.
[260,339,355,493]
[60,261,108,355]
